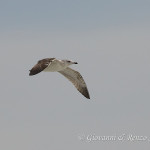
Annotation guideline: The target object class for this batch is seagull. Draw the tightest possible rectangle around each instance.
[29,58,90,99]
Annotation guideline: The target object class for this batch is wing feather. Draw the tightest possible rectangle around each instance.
[29,58,55,75]
[58,67,90,99]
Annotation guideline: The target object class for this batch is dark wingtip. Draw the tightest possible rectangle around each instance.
[85,93,90,99]
[29,71,32,76]
[29,70,34,76]
[82,87,90,99]
[87,96,90,99]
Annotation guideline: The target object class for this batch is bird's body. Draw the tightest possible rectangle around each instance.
[29,58,90,99]
[43,58,68,72]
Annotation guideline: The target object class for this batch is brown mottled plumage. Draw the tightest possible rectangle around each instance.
[29,58,90,99]
[29,58,55,75]
[58,67,90,99]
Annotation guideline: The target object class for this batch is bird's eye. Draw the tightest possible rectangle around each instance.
[67,61,71,63]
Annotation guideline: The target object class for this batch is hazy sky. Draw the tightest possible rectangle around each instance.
[1,0,150,149]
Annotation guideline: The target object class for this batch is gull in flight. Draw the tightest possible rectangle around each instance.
[29,58,90,99]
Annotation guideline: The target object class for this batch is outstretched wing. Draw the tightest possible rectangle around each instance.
[29,58,55,76]
[58,67,90,99]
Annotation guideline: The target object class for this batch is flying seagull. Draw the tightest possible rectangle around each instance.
[29,58,90,99]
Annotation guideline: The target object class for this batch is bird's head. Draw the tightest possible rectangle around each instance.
[62,59,78,66]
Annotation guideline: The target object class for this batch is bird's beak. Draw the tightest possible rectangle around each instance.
[74,62,78,64]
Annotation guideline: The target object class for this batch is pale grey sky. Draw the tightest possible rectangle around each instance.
[1,0,150,149]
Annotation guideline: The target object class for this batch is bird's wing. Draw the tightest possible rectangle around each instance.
[29,58,55,76]
[58,67,90,99]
